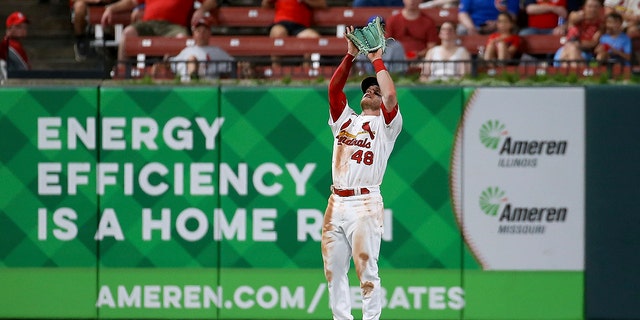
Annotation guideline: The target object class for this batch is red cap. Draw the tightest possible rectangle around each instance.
[6,12,29,28]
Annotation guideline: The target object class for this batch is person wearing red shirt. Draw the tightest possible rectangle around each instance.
[385,0,438,60]
[101,0,218,71]
[1,11,30,77]
[554,0,604,67]
[261,0,327,67]
[520,0,568,36]
[262,0,326,38]
[484,12,522,63]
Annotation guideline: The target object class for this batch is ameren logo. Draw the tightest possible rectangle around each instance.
[479,120,568,168]
[479,187,568,234]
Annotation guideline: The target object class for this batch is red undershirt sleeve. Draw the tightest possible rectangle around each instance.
[328,54,354,122]
[381,102,399,125]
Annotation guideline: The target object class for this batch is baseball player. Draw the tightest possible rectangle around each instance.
[321,26,402,320]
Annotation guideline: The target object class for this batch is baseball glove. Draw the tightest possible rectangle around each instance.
[346,16,388,55]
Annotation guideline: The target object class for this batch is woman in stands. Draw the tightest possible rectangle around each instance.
[420,21,471,81]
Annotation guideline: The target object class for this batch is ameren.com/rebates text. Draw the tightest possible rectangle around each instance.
[96,283,465,312]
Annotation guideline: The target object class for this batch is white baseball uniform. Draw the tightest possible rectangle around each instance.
[321,57,402,320]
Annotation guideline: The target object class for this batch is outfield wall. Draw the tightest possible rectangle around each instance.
[0,85,636,320]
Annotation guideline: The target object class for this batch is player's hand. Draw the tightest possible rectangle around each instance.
[367,48,383,62]
[345,26,359,56]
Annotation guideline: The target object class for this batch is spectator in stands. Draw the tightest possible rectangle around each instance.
[71,0,116,62]
[604,0,640,38]
[385,0,439,61]
[262,0,326,67]
[101,0,218,72]
[484,12,522,62]
[519,0,568,36]
[355,16,408,75]
[553,0,603,67]
[420,21,471,81]
[595,12,632,63]
[1,12,30,76]
[457,0,520,35]
[263,0,326,39]
[168,17,235,80]
[604,0,640,65]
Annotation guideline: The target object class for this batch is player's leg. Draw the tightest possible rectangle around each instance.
[350,194,384,320]
[321,195,354,320]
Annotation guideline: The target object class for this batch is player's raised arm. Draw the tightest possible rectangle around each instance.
[328,26,359,121]
[367,49,398,113]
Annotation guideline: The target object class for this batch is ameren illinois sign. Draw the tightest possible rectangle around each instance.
[452,88,585,271]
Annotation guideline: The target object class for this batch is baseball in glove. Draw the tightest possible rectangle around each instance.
[346,16,389,56]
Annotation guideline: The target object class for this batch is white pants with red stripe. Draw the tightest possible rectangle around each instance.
[321,192,384,320]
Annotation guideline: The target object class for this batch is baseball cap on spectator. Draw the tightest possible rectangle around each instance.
[6,12,29,28]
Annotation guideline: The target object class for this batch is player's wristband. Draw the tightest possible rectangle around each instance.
[372,59,386,73]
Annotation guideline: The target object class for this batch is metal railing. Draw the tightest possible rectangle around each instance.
[108,55,638,82]
[4,56,635,82]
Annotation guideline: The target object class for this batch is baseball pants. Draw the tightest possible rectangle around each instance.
[321,192,384,320]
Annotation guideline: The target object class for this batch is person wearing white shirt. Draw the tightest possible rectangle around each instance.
[421,21,471,81]
[169,17,235,80]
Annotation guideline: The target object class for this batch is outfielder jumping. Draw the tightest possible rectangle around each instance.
[321,25,403,320]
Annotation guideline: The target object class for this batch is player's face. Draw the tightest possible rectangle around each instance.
[361,85,382,111]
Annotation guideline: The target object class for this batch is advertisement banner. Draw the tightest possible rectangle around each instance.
[1,86,586,320]
[452,87,585,271]
[92,86,466,319]
[0,87,99,317]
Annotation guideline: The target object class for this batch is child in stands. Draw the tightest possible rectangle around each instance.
[595,12,632,64]
[483,12,521,63]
